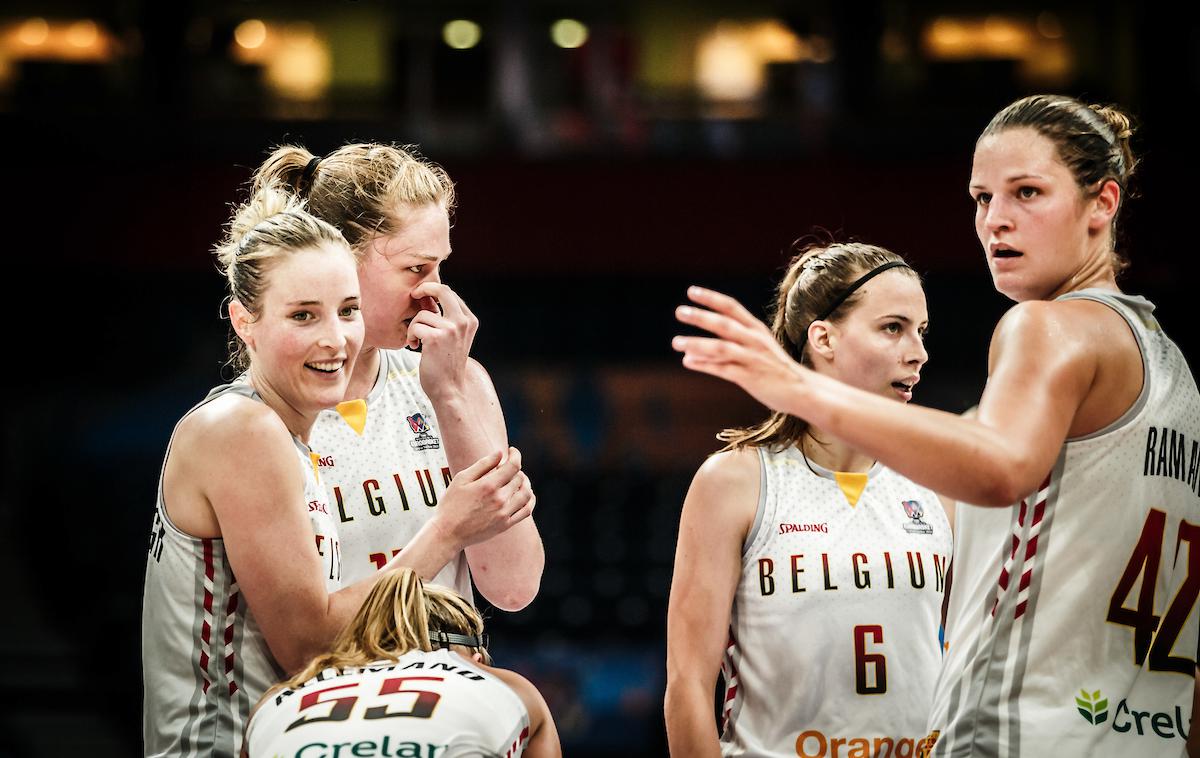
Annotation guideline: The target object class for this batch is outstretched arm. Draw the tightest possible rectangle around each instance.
[674,287,1099,506]
[409,281,544,611]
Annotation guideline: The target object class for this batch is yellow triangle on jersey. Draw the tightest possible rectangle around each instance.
[309,451,321,484]
[336,398,368,435]
[833,471,869,507]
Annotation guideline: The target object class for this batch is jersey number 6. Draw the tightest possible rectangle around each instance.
[854,625,887,695]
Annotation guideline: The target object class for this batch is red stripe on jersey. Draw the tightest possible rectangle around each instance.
[1024,535,1040,561]
[203,539,215,581]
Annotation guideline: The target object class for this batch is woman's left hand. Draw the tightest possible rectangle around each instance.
[673,286,808,416]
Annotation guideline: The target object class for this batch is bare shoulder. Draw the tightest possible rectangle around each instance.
[692,447,761,493]
[988,299,1106,372]
[486,664,540,704]
[483,664,553,726]
[683,447,762,538]
[173,393,293,467]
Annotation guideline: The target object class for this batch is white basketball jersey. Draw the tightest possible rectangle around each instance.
[311,349,472,598]
[721,446,953,757]
[926,290,1200,757]
[143,380,342,757]
[245,649,531,758]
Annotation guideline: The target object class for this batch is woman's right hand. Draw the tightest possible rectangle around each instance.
[433,447,535,550]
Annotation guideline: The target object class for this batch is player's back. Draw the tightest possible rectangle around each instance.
[246,649,530,758]
[928,289,1200,757]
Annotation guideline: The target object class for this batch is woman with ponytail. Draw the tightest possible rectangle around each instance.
[675,96,1200,756]
[245,568,560,757]
[665,241,952,756]
[249,143,543,612]
[142,185,530,757]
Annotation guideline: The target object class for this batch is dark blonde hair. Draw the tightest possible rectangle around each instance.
[719,240,918,452]
[277,568,489,692]
[981,94,1138,275]
[213,183,352,371]
[251,143,456,252]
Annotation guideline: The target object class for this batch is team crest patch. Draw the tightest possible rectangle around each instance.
[901,500,933,534]
[406,412,441,451]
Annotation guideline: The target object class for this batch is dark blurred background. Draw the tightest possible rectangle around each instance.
[0,0,1196,755]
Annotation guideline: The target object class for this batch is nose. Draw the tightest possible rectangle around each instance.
[906,332,928,370]
[983,195,1013,234]
[428,264,442,285]
[316,317,348,352]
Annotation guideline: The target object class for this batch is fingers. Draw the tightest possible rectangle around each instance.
[479,446,523,489]
[685,286,763,330]
[458,449,506,482]
[406,310,452,345]
[411,281,467,321]
[505,492,535,527]
[675,304,766,347]
[671,335,753,366]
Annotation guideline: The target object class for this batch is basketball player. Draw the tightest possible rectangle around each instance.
[665,242,953,756]
[143,185,533,757]
[249,144,543,609]
[244,567,560,757]
[674,95,1199,756]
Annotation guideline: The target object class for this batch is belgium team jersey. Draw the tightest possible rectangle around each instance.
[246,649,530,757]
[311,348,472,598]
[927,290,1200,757]
[142,380,341,757]
[721,447,952,757]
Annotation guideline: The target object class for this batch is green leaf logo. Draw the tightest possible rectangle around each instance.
[1075,688,1108,725]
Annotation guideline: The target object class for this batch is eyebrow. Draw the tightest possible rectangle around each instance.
[969,173,1045,190]
[879,314,929,327]
[385,245,452,262]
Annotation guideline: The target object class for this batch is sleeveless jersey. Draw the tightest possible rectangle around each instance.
[926,290,1200,757]
[245,648,531,758]
[142,380,342,758]
[311,348,472,598]
[721,447,953,757]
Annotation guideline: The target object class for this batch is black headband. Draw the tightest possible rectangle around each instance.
[815,260,912,321]
[794,260,913,352]
[299,156,322,190]
[430,630,488,649]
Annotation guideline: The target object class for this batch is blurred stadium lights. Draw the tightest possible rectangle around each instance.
[550,18,589,49]
[1,16,115,62]
[443,19,482,49]
[923,14,1072,84]
[231,19,332,102]
[233,18,267,50]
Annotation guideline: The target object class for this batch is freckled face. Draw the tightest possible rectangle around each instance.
[245,245,363,413]
[357,203,451,350]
